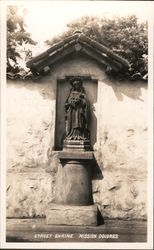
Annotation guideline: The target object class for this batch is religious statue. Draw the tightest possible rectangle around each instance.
[64,77,90,141]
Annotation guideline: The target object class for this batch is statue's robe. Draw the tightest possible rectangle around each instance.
[65,91,89,140]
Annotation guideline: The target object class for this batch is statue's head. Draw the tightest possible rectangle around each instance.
[69,77,82,91]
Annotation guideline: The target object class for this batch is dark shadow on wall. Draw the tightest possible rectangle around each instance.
[92,155,103,181]
[97,208,104,225]
[91,155,104,225]
[104,77,147,102]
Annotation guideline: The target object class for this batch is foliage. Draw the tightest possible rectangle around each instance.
[46,15,148,80]
[7,6,36,79]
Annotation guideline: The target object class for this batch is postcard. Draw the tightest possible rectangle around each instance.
[0,1,153,249]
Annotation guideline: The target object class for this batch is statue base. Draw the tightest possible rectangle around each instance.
[46,204,98,226]
[63,139,91,151]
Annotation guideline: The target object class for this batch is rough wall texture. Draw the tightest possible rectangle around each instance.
[6,55,147,219]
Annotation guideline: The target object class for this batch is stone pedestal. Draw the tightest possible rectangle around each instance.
[46,204,97,226]
[46,151,98,226]
[55,151,94,206]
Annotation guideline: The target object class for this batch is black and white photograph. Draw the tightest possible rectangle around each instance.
[0,0,153,249]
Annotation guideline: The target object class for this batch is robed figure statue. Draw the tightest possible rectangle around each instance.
[64,77,90,142]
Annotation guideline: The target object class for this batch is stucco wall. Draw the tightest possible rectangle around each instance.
[6,56,148,219]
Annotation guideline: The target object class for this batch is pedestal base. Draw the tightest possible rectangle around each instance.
[63,139,91,151]
[46,204,98,226]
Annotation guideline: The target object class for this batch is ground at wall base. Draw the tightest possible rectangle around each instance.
[6,218,147,242]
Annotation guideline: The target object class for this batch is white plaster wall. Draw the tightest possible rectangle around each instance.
[6,56,148,219]
[6,80,56,217]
